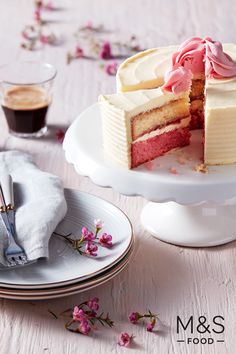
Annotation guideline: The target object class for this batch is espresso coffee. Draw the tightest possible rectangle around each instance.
[2,86,50,134]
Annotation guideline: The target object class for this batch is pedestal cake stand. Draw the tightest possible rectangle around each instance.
[63,103,236,247]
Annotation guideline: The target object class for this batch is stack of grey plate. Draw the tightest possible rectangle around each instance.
[0,189,134,300]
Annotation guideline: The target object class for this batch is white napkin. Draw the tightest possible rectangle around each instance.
[0,151,67,265]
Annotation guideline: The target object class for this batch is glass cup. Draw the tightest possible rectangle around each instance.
[0,61,56,138]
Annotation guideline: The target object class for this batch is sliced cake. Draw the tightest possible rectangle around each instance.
[116,37,236,166]
[99,67,191,168]
[116,41,205,130]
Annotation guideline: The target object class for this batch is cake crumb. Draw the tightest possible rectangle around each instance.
[169,167,178,174]
[144,161,155,170]
[177,157,186,165]
[194,163,208,173]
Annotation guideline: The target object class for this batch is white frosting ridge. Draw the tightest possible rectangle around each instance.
[204,44,236,164]
[100,88,188,119]
[116,46,177,92]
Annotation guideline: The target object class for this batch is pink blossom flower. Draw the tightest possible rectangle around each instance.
[55,129,65,143]
[82,227,88,237]
[79,319,91,335]
[128,312,140,324]
[87,297,99,311]
[75,45,84,57]
[99,233,113,248]
[40,35,50,44]
[35,0,42,8]
[118,332,132,347]
[22,31,29,39]
[94,219,104,229]
[34,8,41,22]
[73,306,86,322]
[85,242,98,257]
[100,41,112,60]
[44,0,54,10]
[82,227,95,241]
[146,322,155,332]
[86,20,93,30]
[104,61,118,76]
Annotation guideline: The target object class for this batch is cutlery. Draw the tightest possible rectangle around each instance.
[0,175,28,267]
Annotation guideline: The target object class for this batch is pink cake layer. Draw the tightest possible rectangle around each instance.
[131,127,190,168]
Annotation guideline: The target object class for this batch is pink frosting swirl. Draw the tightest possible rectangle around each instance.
[204,38,236,78]
[162,66,192,94]
[171,36,236,79]
[171,37,205,75]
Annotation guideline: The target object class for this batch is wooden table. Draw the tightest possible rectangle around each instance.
[0,1,236,353]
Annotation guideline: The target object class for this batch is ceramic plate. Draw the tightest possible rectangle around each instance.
[0,248,132,300]
[0,189,133,289]
[0,242,134,296]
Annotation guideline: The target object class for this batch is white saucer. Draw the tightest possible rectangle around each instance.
[0,189,133,289]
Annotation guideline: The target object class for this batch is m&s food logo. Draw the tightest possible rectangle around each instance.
[176,316,225,345]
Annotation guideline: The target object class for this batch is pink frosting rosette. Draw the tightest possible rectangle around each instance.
[171,36,236,79]
[204,37,236,78]
[171,37,205,75]
[162,66,192,94]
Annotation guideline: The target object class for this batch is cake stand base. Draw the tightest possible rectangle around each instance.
[141,201,236,247]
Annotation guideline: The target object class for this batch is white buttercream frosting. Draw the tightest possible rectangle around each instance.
[116,46,177,92]
[100,87,187,119]
[205,44,236,164]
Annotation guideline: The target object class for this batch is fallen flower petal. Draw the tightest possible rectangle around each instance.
[55,129,65,143]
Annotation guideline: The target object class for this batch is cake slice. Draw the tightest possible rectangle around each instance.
[99,68,191,168]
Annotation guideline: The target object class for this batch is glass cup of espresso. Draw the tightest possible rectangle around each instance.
[0,61,56,138]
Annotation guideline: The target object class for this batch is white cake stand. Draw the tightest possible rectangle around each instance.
[63,104,236,247]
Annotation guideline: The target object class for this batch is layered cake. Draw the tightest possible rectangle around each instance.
[113,37,236,167]
[116,40,205,130]
[117,39,236,131]
[99,67,191,168]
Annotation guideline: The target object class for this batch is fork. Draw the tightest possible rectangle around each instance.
[0,175,28,267]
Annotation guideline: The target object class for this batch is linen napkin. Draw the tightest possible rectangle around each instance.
[0,150,67,265]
